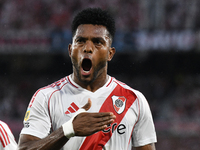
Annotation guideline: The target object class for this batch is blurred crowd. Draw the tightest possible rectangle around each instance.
[0,0,200,31]
[1,0,200,53]
[0,0,138,31]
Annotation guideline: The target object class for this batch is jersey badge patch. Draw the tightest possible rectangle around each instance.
[112,95,126,114]
[24,108,30,121]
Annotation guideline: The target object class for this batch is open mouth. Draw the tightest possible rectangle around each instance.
[82,58,92,72]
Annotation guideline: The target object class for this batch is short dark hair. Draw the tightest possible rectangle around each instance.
[71,8,115,40]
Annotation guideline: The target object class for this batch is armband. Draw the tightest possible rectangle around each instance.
[62,108,86,138]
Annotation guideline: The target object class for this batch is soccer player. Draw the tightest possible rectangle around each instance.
[0,120,17,150]
[18,8,157,150]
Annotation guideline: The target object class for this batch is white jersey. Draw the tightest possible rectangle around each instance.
[20,75,157,150]
[0,121,17,150]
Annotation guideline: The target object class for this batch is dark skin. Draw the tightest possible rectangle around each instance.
[18,24,155,150]
[68,24,115,92]
[133,144,156,150]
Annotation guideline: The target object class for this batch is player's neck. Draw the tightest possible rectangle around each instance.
[84,74,109,92]
[72,73,109,92]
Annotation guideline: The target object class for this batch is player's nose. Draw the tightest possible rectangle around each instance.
[83,41,93,53]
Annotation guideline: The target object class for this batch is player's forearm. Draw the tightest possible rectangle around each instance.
[134,143,156,150]
[18,127,68,150]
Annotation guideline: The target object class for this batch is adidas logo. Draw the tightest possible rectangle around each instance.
[65,102,79,114]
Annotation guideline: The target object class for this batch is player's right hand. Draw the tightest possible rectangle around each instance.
[72,98,116,136]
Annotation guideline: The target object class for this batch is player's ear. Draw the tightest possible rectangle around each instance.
[68,44,72,57]
[107,47,115,61]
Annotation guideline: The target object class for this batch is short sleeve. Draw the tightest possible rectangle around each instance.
[20,90,51,139]
[0,121,17,150]
[132,91,157,147]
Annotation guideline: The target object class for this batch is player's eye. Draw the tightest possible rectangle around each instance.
[93,39,103,46]
[76,38,85,43]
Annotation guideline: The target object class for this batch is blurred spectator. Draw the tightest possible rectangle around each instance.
[1,0,200,31]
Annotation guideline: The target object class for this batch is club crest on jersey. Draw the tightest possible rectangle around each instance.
[112,95,126,114]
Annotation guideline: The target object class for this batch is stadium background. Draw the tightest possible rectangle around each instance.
[0,0,200,149]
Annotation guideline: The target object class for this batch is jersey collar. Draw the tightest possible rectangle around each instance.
[67,74,113,90]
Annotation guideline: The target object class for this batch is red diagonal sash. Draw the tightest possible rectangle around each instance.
[79,84,137,150]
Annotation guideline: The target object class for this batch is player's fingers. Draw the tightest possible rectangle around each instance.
[89,116,115,128]
[95,123,110,131]
[93,112,116,118]
[101,115,115,122]
[101,117,115,124]
[82,98,92,111]
[99,118,115,127]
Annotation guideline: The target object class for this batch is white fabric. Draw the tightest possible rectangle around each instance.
[20,75,157,150]
[0,121,17,150]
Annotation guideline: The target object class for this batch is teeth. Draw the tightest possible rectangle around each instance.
[83,70,89,73]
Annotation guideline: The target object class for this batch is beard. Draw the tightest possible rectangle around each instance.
[72,58,107,85]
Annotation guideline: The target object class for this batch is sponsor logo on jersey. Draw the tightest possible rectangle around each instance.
[103,123,126,134]
[65,102,79,114]
[24,108,30,121]
[112,95,126,114]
